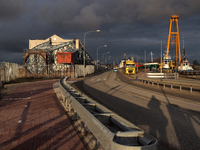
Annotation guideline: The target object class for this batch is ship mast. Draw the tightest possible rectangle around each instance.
[182,34,186,60]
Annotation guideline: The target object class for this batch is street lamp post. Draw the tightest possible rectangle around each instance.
[107,57,111,67]
[105,56,111,66]
[102,52,109,65]
[83,30,100,77]
[144,50,146,72]
[161,41,162,73]
[97,45,107,70]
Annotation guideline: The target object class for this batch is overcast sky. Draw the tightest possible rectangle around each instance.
[0,0,200,65]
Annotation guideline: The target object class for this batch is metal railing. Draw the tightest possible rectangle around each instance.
[19,64,97,79]
[138,76,200,93]
[179,70,200,76]
[142,73,179,79]
[18,64,75,79]
[59,77,157,150]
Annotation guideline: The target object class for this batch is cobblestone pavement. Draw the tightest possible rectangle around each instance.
[0,79,86,150]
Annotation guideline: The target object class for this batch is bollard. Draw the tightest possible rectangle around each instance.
[177,73,179,80]
[171,83,173,89]
[163,83,165,88]
[180,84,182,91]
[190,85,192,93]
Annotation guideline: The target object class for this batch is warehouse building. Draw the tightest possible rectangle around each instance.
[24,34,94,74]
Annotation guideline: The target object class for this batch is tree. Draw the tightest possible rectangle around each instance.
[154,57,161,63]
[193,60,199,65]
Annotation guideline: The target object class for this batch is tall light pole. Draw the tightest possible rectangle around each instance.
[144,50,146,72]
[102,52,109,65]
[97,45,107,70]
[107,57,111,66]
[105,56,111,66]
[83,29,100,77]
[137,55,138,71]
[161,41,162,73]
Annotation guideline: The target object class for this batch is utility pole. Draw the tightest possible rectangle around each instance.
[161,41,162,73]
[137,55,138,71]
[144,50,146,72]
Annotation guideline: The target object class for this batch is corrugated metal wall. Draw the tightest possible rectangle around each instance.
[0,62,19,83]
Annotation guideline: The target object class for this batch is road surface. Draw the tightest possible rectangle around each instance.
[72,70,200,150]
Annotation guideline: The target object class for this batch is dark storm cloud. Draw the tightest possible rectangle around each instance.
[0,0,200,64]
[0,0,28,20]
[26,0,200,30]
[1,0,200,29]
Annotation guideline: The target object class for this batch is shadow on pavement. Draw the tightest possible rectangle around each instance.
[72,79,200,150]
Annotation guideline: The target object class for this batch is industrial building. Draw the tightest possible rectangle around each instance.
[24,34,94,74]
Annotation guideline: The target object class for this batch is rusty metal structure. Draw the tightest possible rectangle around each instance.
[24,38,94,74]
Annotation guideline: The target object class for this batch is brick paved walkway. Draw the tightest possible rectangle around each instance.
[0,80,86,150]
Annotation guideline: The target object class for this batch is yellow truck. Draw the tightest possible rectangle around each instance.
[124,60,135,74]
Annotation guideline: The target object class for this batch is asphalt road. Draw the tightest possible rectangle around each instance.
[72,70,200,150]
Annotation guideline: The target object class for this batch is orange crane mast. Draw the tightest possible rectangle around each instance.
[166,15,181,65]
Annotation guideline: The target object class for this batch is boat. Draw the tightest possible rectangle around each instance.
[178,58,193,71]
[163,55,172,69]
[178,43,193,71]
